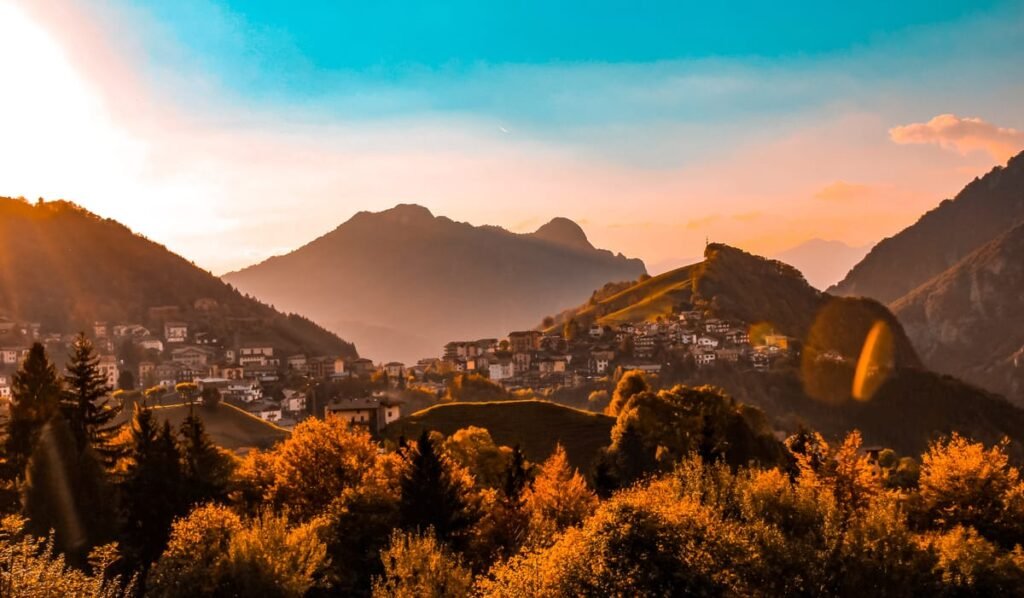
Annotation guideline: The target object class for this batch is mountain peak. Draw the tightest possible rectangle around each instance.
[531,217,593,251]
[377,203,435,223]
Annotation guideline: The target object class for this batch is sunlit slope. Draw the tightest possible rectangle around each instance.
[149,403,289,451]
[385,400,614,471]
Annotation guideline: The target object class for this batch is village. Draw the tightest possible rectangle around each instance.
[436,308,798,392]
[0,304,797,436]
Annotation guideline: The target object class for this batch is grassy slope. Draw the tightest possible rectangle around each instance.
[150,403,289,451]
[546,265,696,330]
[385,400,615,472]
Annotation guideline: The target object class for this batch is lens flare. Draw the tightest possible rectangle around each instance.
[852,320,895,401]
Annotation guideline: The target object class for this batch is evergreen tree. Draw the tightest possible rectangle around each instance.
[119,404,185,579]
[3,343,61,481]
[178,413,233,506]
[399,431,479,550]
[502,445,529,503]
[22,417,114,565]
[60,333,121,463]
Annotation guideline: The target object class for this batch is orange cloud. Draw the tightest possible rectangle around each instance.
[814,181,876,202]
[889,114,1024,162]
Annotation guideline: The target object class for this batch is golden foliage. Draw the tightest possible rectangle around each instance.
[521,444,596,546]
[372,529,473,598]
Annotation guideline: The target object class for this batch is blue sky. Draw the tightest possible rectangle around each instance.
[3,0,1024,276]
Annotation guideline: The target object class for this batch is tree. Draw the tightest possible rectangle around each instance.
[372,530,473,598]
[175,382,199,407]
[399,431,480,550]
[443,427,512,489]
[148,504,327,598]
[118,404,185,578]
[178,413,234,506]
[263,416,378,521]
[117,369,135,392]
[605,369,649,416]
[522,444,596,546]
[3,343,61,480]
[60,333,121,463]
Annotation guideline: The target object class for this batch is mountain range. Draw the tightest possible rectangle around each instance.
[831,150,1024,404]
[223,204,646,362]
[0,197,355,358]
[772,239,871,291]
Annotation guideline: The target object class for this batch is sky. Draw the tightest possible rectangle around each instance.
[2,0,1023,275]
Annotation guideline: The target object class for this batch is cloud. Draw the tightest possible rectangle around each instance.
[813,181,876,202]
[685,215,720,231]
[889,114,1024,162]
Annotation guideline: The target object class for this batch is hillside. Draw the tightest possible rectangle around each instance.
[150,403,290,451]
[892,222,1024,405]
[829,150,1024,302]
[0,197,355,357]
[224,204,646,362]
[549,243,920,367]
[384,400,615,472]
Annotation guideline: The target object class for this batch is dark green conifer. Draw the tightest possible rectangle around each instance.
[399,430,479,550]
[60,333,122,464]
[3,343,61,480]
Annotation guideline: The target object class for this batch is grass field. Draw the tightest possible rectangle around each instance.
[385,400,615,472]
[149,403,289,451]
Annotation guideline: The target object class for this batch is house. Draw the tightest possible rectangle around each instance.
[164,322,189,343]
[705,319,730,334]
[93,321,109,339]
[715,348,741,363]
[589,324,605,339]
[97,354,119,389]
[508,330,542,353]
[153,363,185,387]
[384,362,405,379]
[0,372,11,399]
[763,334,790,350]
[287,354,309,372]
[695,351,717,366]
[228,381,262,402]
[325,396,399,434]
[0,348,20,365]
[677,331,698,345]
[590,349,615,374]
[0,317,14,335]
[136,337,164,352]
[512,352,532,375]
[488,359,514,381]
[620,363,662,375]
[281,389,307,413]
[725,329,750,345]
[697,336,720,349]
[348,358,377,377]
[171,346,214,368]
[238,345,274,366]
[246,400,283,423]
[138,361,155,384]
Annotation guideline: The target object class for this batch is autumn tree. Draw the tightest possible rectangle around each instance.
[60,333,122,464]
[3,343,61,480]
[522,444,596,546]
[399,431,480,550]
[372,529,473,598]
[443,427,512,489]
[605,369,649,416]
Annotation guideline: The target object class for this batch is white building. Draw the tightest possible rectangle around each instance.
[488,359,514,381]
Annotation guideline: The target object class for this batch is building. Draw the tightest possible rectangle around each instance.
[238,345,274,366]
[325,396,402,434]
[348,358,376,377]
[384,362,405,379]
[171,346,214,368]
[287,354,309,372]
[590,349,615,374]
[281,389,307,413]
[488,359,514,381]
[136,338,164,352]
[508,330,543,353]
[164,322,189,343]
[247,400,283,423]
[97,354,119,389]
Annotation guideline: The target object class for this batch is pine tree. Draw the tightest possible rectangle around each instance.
[3,343,61,481]
[179,413,233,506]
[22,417,115,565]
[502,445,530,503]
[399,430,479,550]
[119,404,185,578]
[60,333,121,463]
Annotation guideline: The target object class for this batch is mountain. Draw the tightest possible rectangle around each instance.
[829,151,1024,302]
[0,197,355,358]
[223,204,646,362]
[543,243,1024,455]
[772,239,871,291]
[892,222,1024,405]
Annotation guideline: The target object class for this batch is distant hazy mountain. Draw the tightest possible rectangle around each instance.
[892,222,1024,405]
[0,197,355,357]
[829,150,1024,302]
[223,204,646,362]
[542,243,1024,455]
[773,239,871,291]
